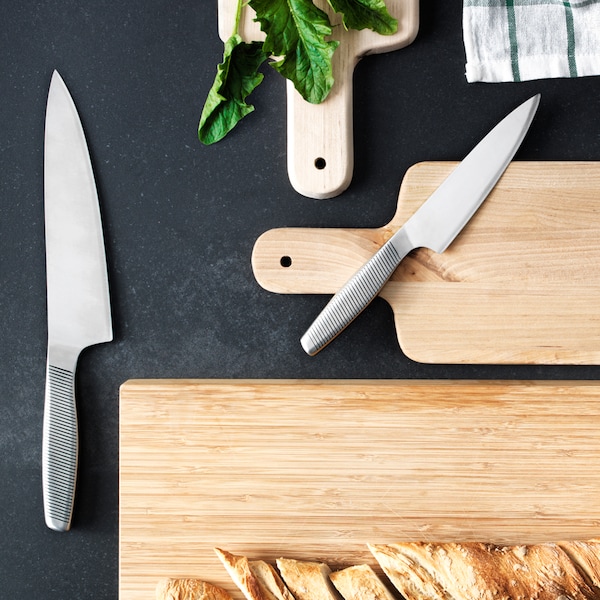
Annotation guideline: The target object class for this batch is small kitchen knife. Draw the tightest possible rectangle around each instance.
[43,71,112,531]
[301,94,540,356]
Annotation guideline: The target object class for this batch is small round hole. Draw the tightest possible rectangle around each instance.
[280,256,292,268]
[314,157,326,170]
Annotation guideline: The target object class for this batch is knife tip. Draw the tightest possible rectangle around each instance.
[527,93,541,111]
[50,69,65,87]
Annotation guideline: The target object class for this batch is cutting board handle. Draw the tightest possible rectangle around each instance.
[252,226,390,294]
[286,46,355,199]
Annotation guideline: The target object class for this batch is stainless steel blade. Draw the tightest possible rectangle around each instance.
[401,94,540,253]
[43,70,112,531]
[301,94,540,356]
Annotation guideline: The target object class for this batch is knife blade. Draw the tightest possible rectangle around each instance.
[43,70,112,531]
[301,94,540,356]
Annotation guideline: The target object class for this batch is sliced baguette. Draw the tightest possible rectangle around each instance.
[156,578,234,600]
[249,560,296,600]
[215,548,296,600]
[369,540,600,600]
[276,558,340,600]
[215,548,264,600]
[329,564,396,600]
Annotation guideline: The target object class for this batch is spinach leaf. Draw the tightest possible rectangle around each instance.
[328,0,398,34]
[249,0,339,104]
[198,34,268,145]
[199,0,398,143]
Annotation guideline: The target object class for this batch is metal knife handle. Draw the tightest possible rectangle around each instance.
[301,229,413,355]
[42,353,78,531]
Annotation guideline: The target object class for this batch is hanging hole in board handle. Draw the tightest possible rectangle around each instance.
[280,256,292,268]
[314,157,326,170]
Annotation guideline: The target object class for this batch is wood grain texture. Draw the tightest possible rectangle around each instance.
[217,0,419,198]
[119,379,600,600]
[252,161,600,364]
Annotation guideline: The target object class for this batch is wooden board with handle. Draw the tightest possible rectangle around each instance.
[252,161,600,364]
[217,0,419,199]
[119,379,600,599]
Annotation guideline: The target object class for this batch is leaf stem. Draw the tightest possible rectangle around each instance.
[233,0,245,37]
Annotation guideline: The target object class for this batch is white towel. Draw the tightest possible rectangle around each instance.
[463,0,600,83]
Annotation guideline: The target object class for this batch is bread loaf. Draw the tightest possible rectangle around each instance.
[369,540,600,600]
[162,540,600,599]
[156,578,233,600]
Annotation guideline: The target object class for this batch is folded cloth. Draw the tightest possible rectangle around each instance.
[463,0,600,83]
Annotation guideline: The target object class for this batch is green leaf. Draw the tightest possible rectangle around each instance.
[249,0,339,104]
[328,0,397,35]
[198,34,268,145]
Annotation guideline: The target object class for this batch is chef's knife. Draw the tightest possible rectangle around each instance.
[301,94,540,356]
[43,71,112,531]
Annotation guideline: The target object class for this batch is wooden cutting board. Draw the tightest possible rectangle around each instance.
[119,379,600,600]
[252,161,600,364]
[217,0,419,199]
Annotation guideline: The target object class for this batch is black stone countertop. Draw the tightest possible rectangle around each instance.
[2,1,599,598]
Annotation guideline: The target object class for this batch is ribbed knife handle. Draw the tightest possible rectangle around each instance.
[42,359,78,531]
[301,230,413,355]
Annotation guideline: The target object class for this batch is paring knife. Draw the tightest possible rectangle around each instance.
[43,71,113,531]
[301,94,541,356]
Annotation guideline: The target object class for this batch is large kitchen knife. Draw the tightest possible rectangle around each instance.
[301,94,540,356]
[43,71,112,531]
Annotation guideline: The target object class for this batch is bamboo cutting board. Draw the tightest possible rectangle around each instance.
[119,379,600,600]
[217,0,419,199]
[252,161,600,364]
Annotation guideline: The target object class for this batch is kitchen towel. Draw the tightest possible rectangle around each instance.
[463,0,600,83]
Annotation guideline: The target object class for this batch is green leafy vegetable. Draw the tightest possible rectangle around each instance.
[249,0,339,104]
[198,0,398,144]
[327,0,398,35]
[198,34,268,145]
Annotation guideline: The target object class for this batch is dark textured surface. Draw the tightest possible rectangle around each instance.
[1,1,599,597]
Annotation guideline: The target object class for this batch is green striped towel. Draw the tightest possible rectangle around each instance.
[463,0,600,82]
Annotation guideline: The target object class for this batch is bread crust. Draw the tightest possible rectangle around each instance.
[369,540,600,600]
[156,578,233,600]
[329,564,397,600]
[276,557,339,600]
[558,540,600,590]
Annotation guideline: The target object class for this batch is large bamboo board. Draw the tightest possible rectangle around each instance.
[119,379,600,599]
[252,161,600,364]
